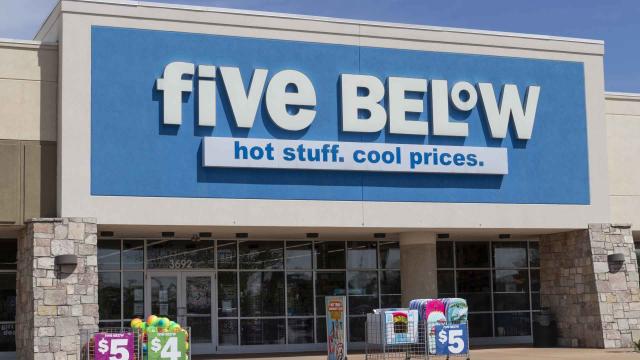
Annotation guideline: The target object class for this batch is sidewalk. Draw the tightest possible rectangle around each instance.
[194,348,640,360]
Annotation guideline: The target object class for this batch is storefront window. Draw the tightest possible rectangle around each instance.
[347,242,377,269]
[456,242,490,268]
[217,241,237,269]
[122,272,144,319]
[379,241,400,269]
[98,272,121,320]
[239,241,284,270]
[0,241,16,352]
[218,319,238,346]
[122,240,144,270]
[97,238,400,346]
[287,272,313,316]
[437,239,540,339]
[286,241,312,269]
[436,242,454,268]
[288,318,314,344]
[147,240,215,269]
[316,272,346,315]
[240,319,286,345]
[315,241,346,269]
[239,272,285,317]
[98,240,120,271]
[0,241,16,270]
[217,272,237,317]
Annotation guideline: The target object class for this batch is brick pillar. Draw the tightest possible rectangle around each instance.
[16,218,99,360]
[399,232,438,305]
[540,224,640,348]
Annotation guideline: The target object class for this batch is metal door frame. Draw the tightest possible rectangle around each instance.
[145,270,217,354]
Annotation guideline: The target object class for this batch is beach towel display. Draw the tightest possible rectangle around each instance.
[366,309,419,345]
[444,298,469,323]
[409,298,468,354]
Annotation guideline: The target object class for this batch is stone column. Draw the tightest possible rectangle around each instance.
[540,224,640,348]
[399,232,438,306]
[16,218,99,360]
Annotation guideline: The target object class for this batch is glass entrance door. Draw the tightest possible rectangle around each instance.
[146,272,216,354]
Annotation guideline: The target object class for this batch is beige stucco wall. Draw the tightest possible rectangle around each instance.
[0,40,58,142]
[606,93,640,231]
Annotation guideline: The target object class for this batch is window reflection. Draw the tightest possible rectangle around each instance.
[97,240,120,271]
[437,240,539,340]
[347,242,377,269]
[316,272,346,315]
[380,271,401,294]
[217,241,237,269]
[239,241,283,270]
[288,318,314,344]
[456,242,490,268]
[315,241,345,269]
[122,240,144,270]
[0,241,16,270]
[147,240,214,269]
[287,272,313,316]
[379,241,400,269]
[239,272,285,317]
[286,241,312,269]
[218,272,237,317]
[436,242,454,268]
[493,242,528,268]
[494,270,528,292]
[240,319,286,345]
[494,312,531,336]
[123,272,144,319]
[98,272,121,320]
[0,274,16,322]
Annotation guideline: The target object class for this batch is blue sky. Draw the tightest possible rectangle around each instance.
[1,0,638,92]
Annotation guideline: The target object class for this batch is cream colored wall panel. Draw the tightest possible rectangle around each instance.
[0,78,57,141]
[23,142,57,220]
[0,44,58,82]
[606,96,640,116]
[607,114,640,196]
[610,196,640,231]
[0,141,21,224]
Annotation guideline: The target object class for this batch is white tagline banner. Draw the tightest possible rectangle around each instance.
[202,137,508,175]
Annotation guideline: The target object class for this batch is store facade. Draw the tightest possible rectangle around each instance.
[1,0,640,359]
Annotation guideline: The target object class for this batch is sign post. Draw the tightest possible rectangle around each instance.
[325,296,347,360]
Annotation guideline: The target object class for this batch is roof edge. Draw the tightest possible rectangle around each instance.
[47,0,604,46]
[0,38,58,49]
[606,91,640,100]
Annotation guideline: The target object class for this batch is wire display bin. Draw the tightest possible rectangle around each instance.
[365,312,470,360]
[80,326,192,360]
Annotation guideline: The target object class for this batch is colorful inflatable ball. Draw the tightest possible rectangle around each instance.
[146,315,159,326]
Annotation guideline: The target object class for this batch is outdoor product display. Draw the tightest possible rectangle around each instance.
[366,308,419,345]
[409,298,468,354]
[130,315,190,357]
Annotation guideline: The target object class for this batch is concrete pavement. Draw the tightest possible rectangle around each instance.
[194,348,640,359]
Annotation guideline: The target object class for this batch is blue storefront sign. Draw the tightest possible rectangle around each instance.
[91,26,589,204]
